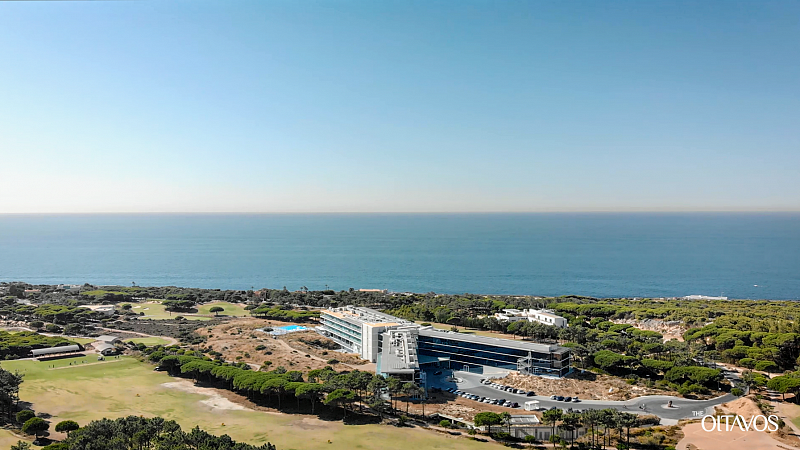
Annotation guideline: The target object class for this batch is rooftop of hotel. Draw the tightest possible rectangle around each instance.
[418,327,562,353]
[379,327,420,373]
[322,306,416,326]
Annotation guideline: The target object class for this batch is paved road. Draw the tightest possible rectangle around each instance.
[429,370,742,422]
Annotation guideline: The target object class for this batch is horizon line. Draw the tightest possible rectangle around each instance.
[2,209,800,215]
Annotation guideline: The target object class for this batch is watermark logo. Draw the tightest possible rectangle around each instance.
[700,414,780,432]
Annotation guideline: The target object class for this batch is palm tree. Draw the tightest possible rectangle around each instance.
[580,409,599,449]
[561,413,581,448]
[500,411,512,435]
[542,409,563,449]
[401,382,418,415]
[387,376,402,412]
[620,412,639,449]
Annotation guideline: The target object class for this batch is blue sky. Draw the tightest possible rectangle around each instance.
[1,1,798,213]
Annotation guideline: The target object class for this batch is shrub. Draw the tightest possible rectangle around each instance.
[439,420,451,428]
[738,358,757,369]
[327,359,339,364]
[255,345,266,351]
[732,387,744,396]
[754,361,779,373]
[16,410,35,424]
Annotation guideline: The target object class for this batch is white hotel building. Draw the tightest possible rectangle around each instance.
[318,306,571,380]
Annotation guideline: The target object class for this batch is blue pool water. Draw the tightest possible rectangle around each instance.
[260,325,309,335]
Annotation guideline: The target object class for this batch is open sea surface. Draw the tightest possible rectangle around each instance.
[0,213,798,299]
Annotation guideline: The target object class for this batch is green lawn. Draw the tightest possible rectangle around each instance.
[0,356,497,450]
[196,302,249,317]
[120,301,249,321]
[124,337,173,346]
[120,302,212,321]
[69,337,97,345]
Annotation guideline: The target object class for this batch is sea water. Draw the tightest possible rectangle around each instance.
[0,213,797,299]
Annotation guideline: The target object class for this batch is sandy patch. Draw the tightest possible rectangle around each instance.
[286,417,338,430]
[718,397,765,419]
[677,422,786,450]
[496,371,671,401]
[161,381,247,411]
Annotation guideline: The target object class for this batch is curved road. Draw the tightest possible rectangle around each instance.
[431,370,741,422]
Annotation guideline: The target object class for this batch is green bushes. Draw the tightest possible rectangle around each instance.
[249,306,320,322]
[16,410,35,423]
[664,366,722,388]
[0,331,77,359]
[754,361,779,372]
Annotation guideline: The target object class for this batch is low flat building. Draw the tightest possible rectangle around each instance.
[96,335,122,344]
[80,305,116,316]
[94,342,118,356]
[493,308,569,328]
[31,344,82,358]
[417,328,571,377]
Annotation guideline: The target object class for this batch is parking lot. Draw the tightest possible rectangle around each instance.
[427,369,739,421]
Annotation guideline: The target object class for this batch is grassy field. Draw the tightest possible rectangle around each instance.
[196,302,249,317]
[121,301,248,321]
[123,337,173,346]
[121,302,211,321]
[0,356,496,450]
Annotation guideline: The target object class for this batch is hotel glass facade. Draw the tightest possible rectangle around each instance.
[417,330,571,377]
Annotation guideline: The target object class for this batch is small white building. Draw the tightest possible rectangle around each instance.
[80,305,117,316]
[493,309,569,328]
[95,342,118,356]
[96,335,122,344]
[494,309,528,322]
[524,309,569,328]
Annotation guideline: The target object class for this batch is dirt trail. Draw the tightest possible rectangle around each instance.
[52,359,124,370]
[95,326,179,346]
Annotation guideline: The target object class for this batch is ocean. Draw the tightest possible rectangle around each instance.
[0,213,798,299]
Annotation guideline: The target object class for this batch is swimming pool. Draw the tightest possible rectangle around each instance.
[259,325,309,335]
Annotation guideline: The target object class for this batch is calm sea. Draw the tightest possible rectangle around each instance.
[0,213,798,300]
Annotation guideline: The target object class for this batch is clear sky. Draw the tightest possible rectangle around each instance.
[1,1,798,213]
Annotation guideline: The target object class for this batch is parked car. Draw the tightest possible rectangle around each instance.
[510,402,520,408]
[572,397,580,402]
[434,371,443,375]
[550,395,558,400]
[526,391,535,397]
[556,396,565,401]
[564,396,572,402]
